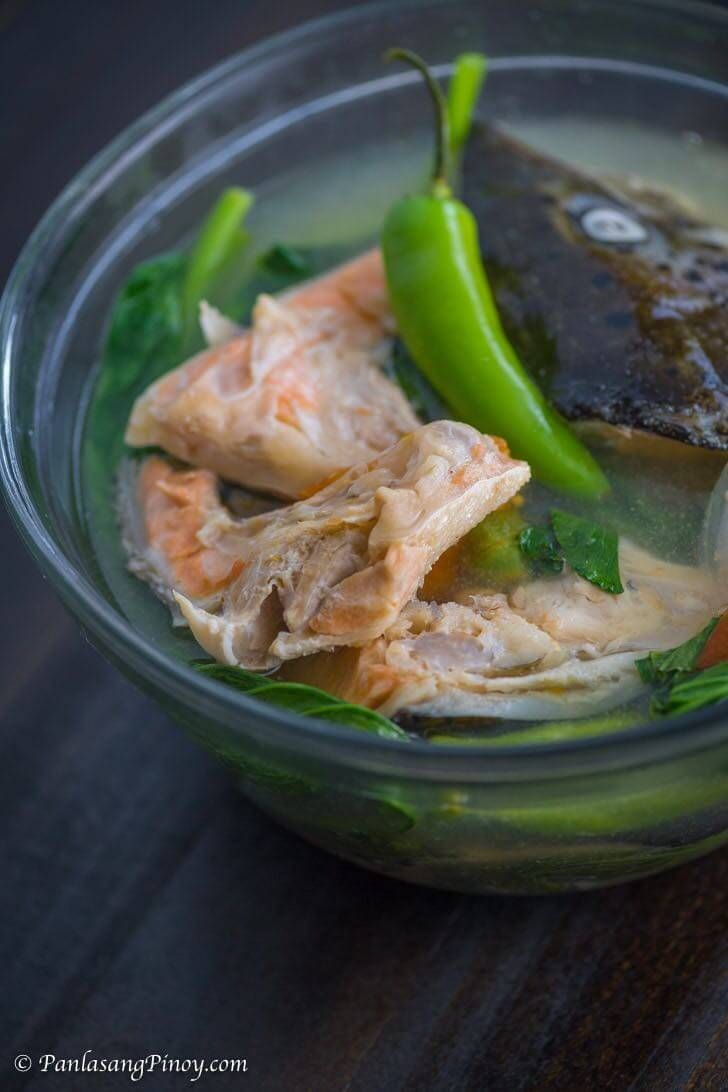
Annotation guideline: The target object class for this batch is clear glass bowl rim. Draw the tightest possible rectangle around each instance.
[2,0,728,784]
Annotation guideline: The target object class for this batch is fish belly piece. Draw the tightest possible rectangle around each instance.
[126,422,530,669]
[327,540,725,719]
[125,250,420,498]
[463,124,728,450]
[510,538,724,657]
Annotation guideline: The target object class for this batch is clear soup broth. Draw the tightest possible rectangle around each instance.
[80,60,728,742]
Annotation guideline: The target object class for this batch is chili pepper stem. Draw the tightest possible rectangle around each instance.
[385,48,452,193]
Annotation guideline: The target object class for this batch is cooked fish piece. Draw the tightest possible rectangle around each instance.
[125,250,419,498]
[408,654,646,720]
[312,538,725,719]
[510,538,724,656]
[338,596,566,714]
[463,125,728,449]
[118,456,244,612]
[125,422,530,669]
[313,597,643,719]
[198,301,240,346]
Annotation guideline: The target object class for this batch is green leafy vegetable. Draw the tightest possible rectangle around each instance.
[98,188,254,414]
[258,243,312,278]
[518,511,623,592]
[650,663,728,716]
[244,683,344,715]
[195,663,409,740]
[518,524,564,575]
[313,705,408,738]
[447,52,487,156]
[636,617,719,686]
[636,619,728,717]
[550,509,623,594]
[182,187,253,348]
[99,253,187,401]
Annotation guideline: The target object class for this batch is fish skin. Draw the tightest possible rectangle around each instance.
[124,423,531,670]
[462,124,728,450]
[125,250,419,498]
[297,536,724,720]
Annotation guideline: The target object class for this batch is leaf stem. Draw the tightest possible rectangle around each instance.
[447,52,487,156]
[182,187,254,346]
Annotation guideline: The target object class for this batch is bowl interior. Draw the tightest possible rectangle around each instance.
[3,0,728,766]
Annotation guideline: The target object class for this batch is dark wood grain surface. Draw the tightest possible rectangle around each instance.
[1,2,726,1089]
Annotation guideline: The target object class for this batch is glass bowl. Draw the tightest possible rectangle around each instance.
[2,0,728,894]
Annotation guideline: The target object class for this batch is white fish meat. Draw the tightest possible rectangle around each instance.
[124,422,531,670]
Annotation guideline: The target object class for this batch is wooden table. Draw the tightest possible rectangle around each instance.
[1,2,726,1088]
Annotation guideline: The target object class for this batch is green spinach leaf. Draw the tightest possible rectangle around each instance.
[518,511,623,592]
[550,509,623,594]
[195,663,409,740]
[650,663,728,716]
[258,243,312,279]
[244,683,344,715]
[99,252,187,402]
[518,524,564,575]
[636,617,719,686]
[99,190,255,407]
[313,705,410,739]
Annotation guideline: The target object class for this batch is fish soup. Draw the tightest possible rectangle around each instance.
[81,52,728,744]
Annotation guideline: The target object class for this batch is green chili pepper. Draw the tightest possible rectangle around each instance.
[381,49,608,498]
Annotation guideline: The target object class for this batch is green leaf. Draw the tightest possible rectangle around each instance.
[636,617,719,686]
[636,618,726,718]
[550,509,623,594]
[98,189,254,410]
[258,243,312,279]
[195,662,273,693]
[313,704,409,740]
[99,253,187,401]
[651,663,728,716]
[518,524,564,574]
[518,512,623,592]
[194,663,408,740]
[197,664,340,707]
[244,683,344,715]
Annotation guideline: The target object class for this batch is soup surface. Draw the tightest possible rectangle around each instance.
[80,109,728,741]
